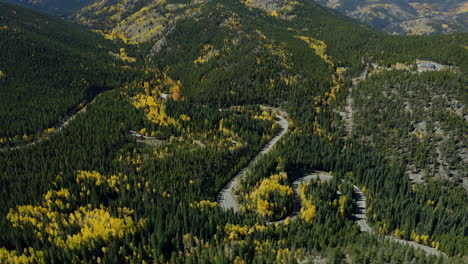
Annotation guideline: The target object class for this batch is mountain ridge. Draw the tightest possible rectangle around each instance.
[1,0,94,16]
[314,0,468,35]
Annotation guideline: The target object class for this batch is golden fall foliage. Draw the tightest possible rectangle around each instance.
[76,170,129,195]
[179,114,191,122]
[6,171,137,251]
[296,35,345,141]
[253,240,306,263]
[83,0,169,44]
[64,207,136,250]
[410,231,440,248]
[129,76,186,128]
[298,183,317,223]
[297,35,347,107]
[118,150,144,173]
[131,93,178,127]
[217,118,244,151]
[298,35,344,106]
[7,202,137,250]
[193,44,220,65]
[252,111,274,121]
[224,13,240,30]
[241,0,301,18]
[263,42,292,71]
[246,173,293,218]
[86,0,216,44]
[296,35,334,67]
[394,228,404,238]
[111,48,136,62]
[171,85,181,101]
[312,119,332,141]
[338,196,347,217]
[189,200,217,209]
[0,247,45,264]
[234,256,246,264]
[224,223,266,241]
[323,77,342,105]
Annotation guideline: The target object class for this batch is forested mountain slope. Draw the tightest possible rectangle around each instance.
[0,2,138,148]
[350,70,467,188]
[314,0,468,35]
[0,0,467,263]
[1,0,94,16]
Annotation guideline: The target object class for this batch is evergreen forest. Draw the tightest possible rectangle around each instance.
[0,0,466,263]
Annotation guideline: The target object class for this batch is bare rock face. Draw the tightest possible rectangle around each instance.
[241,0,302,19]
[74,0,211,44]
[313,0,468,35]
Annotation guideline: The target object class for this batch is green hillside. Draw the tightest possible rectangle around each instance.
[0,2,138,147]
[0,0,467,263]
[1,0,94,16]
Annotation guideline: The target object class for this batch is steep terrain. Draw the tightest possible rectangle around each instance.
[351,69,467,188]
[1,0,94,16]
[314,0,468,35]
[0,2,136,148]
[0,0,467,263]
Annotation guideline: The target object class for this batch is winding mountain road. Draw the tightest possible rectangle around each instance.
[219,157,444,256]
[2,92,444,257]
[286,173,443,256]
[217,109,289,211]
[268,172,333,224]
[0,97,97,152]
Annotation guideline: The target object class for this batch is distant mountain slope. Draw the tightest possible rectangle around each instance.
[1,0,94,16]
[314,0,468,35]
[0,2,133,146]
[74,0,210,44]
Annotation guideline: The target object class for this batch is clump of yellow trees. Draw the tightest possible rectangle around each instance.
[4,171,139,256]
[0,247,45,264]
[298,183,317,223]
[243,172,293,219]
[128,76,184,132]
